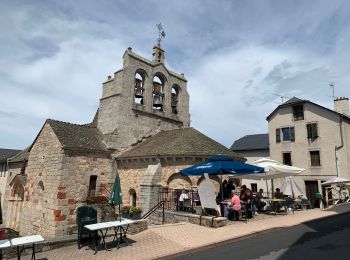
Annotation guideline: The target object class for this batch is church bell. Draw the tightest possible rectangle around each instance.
[153,94,163,108]
[153,82,162,95]
[134,79,143,98]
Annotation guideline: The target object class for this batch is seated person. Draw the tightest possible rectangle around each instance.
[254,188,267,212]
[272,188,285,212]
[240,185,253,202]
[224,191,241,220]
[274,188,284,199]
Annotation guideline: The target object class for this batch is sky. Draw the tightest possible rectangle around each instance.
[1,0,350,150]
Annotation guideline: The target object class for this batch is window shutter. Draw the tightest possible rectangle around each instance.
[306,124,311,139]
[312,123,318,138]
[290,127,295,141]
[276,128,281,143]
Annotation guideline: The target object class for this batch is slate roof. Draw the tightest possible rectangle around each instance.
[47,119,108,152]
[0,148,22,163]
[267,96,350,121]
[8,147,30,163]
[230,134,269,151]
[118,127,244,161]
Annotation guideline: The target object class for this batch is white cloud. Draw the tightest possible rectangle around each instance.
[1,0,350,150]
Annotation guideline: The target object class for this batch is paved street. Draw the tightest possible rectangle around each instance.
[172,210,350,260]
[9,204,350,260]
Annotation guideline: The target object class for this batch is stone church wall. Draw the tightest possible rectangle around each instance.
[19,123,65,237]
[61,150,116,235]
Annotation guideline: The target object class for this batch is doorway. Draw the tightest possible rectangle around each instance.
[305,181,319,208]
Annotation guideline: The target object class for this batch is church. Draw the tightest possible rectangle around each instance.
[2,43,242,238]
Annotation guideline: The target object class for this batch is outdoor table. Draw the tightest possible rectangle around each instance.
[265,199,286,215]
[0,239,10,260]
[84,219,135,254]
[11,235,44,260]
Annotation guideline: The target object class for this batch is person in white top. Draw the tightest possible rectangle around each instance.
[179,189,189,211]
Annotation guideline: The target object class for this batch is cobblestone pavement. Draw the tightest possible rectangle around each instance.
[10,204,350,260]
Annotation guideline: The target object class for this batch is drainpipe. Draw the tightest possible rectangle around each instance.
[335,118,344,177]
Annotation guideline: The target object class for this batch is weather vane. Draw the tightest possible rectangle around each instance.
[157,23,166,44]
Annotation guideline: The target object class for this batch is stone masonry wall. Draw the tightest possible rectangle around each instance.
[19,123,65,237]
[60,150,116,236]
[98,48,190,154]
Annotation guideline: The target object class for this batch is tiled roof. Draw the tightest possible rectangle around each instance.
[0,148,22,163]
[8,147,30,163]
[118,127,244,161]
[47,119,108,152]
[231,134,269,151]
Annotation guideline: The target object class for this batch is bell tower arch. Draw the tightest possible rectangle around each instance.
[97,45,190,154]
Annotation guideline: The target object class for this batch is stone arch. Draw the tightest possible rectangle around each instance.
[134,69,148,105]
[167,172,192,189]
[152,72,167,111]
[7,176,26,229]
[197,175,221,192]
[129,188,137,207]
[38,180,44,192]
[171,84,181,114]
[11,181,24,201]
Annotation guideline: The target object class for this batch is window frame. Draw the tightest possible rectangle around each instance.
[281,126,295,142]
[283,152,292,166]
[293,105,304,121]
[310,150,321,167]
[306,123,318,140]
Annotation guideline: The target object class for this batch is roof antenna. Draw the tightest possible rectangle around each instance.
[329,83,335,100]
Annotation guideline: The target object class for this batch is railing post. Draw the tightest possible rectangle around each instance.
[162,201,165,224]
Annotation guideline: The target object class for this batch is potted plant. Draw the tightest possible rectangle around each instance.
[121,205,131,218]
[129,206,142,220]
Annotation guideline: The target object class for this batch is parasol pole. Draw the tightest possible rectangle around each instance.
[220,170,223,201]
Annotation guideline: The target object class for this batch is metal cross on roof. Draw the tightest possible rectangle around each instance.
[157,23,166,44]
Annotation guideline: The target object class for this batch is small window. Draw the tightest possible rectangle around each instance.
[88,175,97,197]
[283,152,292,166]
[129,189,137,207]
[293,105,304,120]
[310,150,321,166]
[282,127,295,141]
[276,128,281,143]
[307,123,318,140]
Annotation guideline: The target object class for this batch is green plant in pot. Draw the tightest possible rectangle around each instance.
[121,206,131,218]
[129,206,142,220]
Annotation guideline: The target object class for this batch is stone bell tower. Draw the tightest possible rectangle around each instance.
[97,44,190,154]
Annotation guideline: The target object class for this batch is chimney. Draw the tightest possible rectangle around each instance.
[334,97,350,115]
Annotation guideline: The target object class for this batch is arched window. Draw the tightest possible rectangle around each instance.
[153,75,164,111]
[134,72,144,105]
[129,189,137,207]
[88,175,97,197]
[11,182,24,201]
[171,85,180,114]
[38,181,44,193]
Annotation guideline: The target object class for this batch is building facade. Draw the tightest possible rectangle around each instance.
[267,97,350,207]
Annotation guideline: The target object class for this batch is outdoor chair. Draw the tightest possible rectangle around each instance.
[241,200,253,223]
[77,206,97,249]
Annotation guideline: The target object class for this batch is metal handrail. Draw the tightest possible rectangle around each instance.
[141,201,165,224]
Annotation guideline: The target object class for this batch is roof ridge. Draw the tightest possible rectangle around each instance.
[47,118,96,128]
